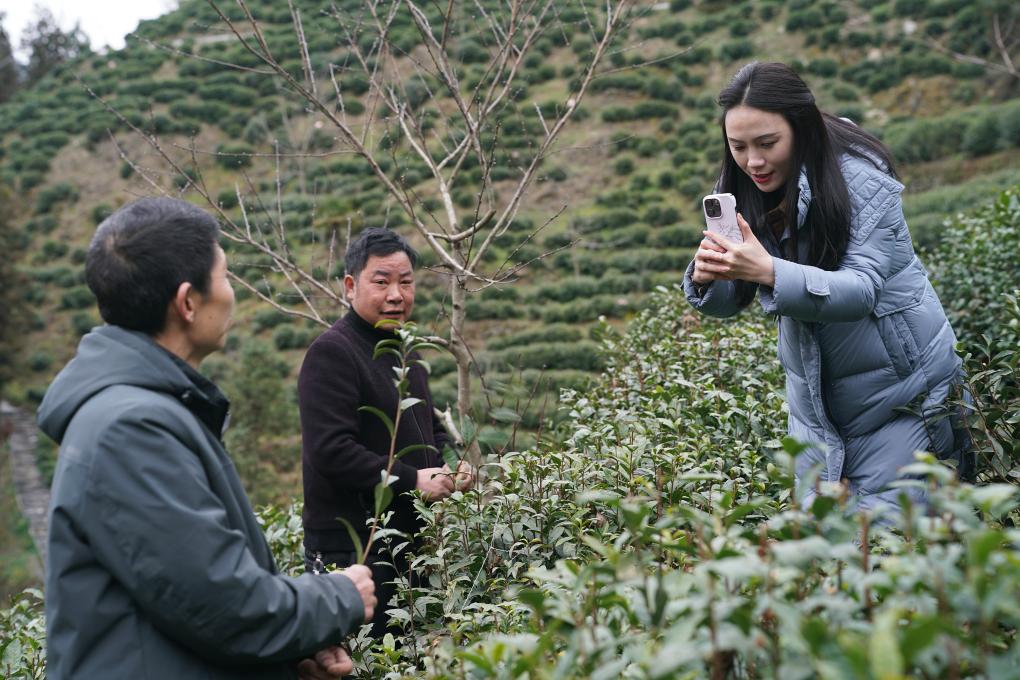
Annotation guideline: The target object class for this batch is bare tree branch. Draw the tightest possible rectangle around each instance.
[430,209,496,243]
[469,0,631,272]
[993,14,1018,77]
[289,0,319,99]
[229,271,333,327]
[131,34,276,74]
[108,0,636,428]
[928,12,1020,80]
[207,0,482,279]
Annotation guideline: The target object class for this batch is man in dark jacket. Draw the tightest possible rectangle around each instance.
[38,197,375,680]
[298,227,471,638]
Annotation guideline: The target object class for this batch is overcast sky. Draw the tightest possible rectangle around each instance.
[2,0,178,60]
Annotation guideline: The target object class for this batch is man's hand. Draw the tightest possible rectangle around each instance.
[297,645,353,679]
[443,460,475,491]
[335,564,375,621]
[697,213,775,287]
[416,466,454,501]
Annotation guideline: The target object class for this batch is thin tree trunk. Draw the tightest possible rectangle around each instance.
[449,274,480,461]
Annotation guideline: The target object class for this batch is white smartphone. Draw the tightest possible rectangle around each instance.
[702,193,742,243]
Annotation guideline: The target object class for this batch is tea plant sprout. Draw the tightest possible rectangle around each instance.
[339,320,460,565]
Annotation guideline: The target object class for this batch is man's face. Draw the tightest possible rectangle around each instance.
[345,251,415,328]
[189,245,235,359]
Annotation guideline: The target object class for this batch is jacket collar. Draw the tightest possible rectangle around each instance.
[765,165,807,251]
[344,309,399,346]
[795,164,811,230]
[38,325,232,443]
[162,349,232,440]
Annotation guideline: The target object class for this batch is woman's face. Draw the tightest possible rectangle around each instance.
[724,105,795,194]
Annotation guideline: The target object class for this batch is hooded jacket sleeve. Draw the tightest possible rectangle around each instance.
[81,408,366,665]
[756,198,902,322]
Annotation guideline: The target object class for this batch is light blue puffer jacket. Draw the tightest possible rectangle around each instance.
[684,155,962,510]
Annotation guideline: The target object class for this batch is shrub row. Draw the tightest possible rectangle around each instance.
[843,53,980,94]
[29,266,83,288]
[272,325,319,351]
[883,100,1020,163]
[903,168,1020,248]
[927,185,1020,356]
[601,101,679,123]
[481,340,605,373]
[526,274,650,304]
[485,324,583,352]
[538,293,637,324]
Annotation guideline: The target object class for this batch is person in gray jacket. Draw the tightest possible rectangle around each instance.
[686,62,968,513]
[38,197,376,679]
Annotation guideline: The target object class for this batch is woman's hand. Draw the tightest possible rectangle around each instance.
[696,213,775,287]
[691,234,729,284]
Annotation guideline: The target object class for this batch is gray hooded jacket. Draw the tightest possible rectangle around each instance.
[684,155,962,508]
[38,325,364,679]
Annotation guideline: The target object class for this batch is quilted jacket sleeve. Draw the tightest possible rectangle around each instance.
[683,259,755,318]
[757,167,905,323]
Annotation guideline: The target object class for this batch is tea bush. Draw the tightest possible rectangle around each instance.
[58,286,95,310]
[4,191,1020,678]
[927,187,1020,355]
[527,276,602,303]
[961,111,1001,157]
[168,101,230,125]
[339,287,1017,677]
[719,39,754,62]
[34,182,79,214]
[925,188,1020,482]
[271,325,318,351]
[903,169,1020,248]
[464,298,524,321]
[215,144,255,169]
[0,589,45,679]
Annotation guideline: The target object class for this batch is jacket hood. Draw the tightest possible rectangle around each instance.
[38,325,206,443]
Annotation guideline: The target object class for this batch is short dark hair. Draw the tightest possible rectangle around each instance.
[85,197,220,334]
[344,227,418,279]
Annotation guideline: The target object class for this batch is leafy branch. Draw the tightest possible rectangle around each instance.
[338,321,447,564]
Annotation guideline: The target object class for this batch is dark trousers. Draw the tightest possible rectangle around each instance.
[304,547,409,639]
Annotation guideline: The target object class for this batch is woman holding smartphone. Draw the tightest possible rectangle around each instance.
[685,61,968,514]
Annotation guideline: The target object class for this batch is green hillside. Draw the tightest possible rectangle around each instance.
[1,0,1019,504]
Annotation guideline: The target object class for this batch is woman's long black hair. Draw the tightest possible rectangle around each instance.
[716,61,896,272]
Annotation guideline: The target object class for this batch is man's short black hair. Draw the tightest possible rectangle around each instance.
[344,227,419,279]
[85,197,220,335]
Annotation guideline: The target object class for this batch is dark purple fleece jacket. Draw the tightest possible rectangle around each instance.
[298,311,448,553]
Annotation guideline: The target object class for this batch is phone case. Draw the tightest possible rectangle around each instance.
[703,193,742,243]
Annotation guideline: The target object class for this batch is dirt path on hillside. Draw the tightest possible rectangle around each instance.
[1,401,49,578]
